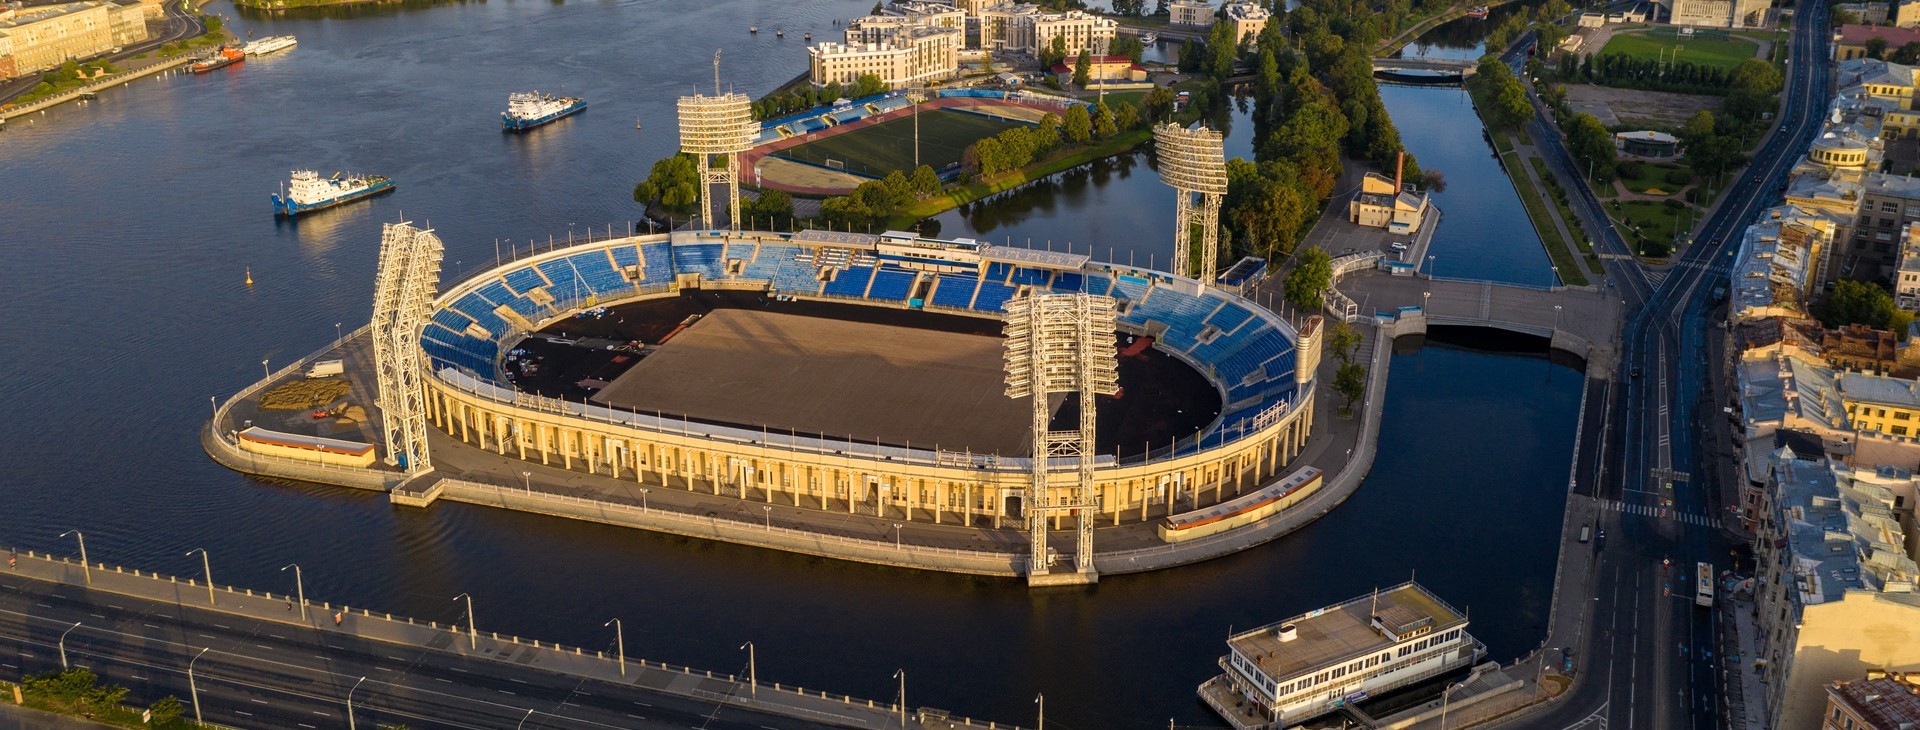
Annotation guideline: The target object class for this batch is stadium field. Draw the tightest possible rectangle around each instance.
[1597,32,1760,72]
[773,108,1026,177]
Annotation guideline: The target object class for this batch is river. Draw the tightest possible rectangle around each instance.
[0,1,1573,726]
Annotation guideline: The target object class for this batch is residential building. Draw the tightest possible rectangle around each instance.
[1223,1,1269,44]
[1669,0,1768,27]
[1050,53,1147,84]
[1823,672,1920,730]
[1826,324,1909,374]
[0,0,147,78]
[1729,206,1834,322]
[1347,171,1429,234]
[1838,25,1920,61]
[1198,582,1484,729]
[1838,1,1890,24]
[808,25,962,89]
[1752,451,1920,730]
[978,3,1114,56]
[1838,370,1920,435]
[0,33,13,80]
[1897,223,1920,307]
[1170,0,1215,27]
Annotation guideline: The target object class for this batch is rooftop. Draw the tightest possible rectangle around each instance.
[1226,582,1469,682]
[1828,674,1920,730]
[1838,24,1920,48]
[977,244,1089,269]
[1836,371,1920,408]
[1767,453,1918,605]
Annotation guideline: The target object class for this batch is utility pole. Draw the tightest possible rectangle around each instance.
[608,619,625,677]
[58,530,88,584]
[743,642,758,697]
[188,647,210,724]
[453,593,476,650]
[186,548,214,605]
[282,564,306,621]
[894,669,906,728]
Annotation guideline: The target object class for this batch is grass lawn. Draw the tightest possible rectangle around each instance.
[1504,154,1590,286]
[1618,162,1693,196]
[775,109,1024,178]
[1609,199,1693,255]
[1598,32,1760,72]
[889,126,1154,227]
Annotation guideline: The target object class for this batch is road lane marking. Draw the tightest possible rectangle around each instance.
[250,698,269,705]
[387,655,405,661]
[213,624,229,629]
[436,677,452,683]
[235,711,252,717]
[269,633,286,639]
[312,710,330,716]
[90,613,106,619]
[255,644,272,650]
[196,634,216,640]
[510,677,527,684]
[143,624,160,629]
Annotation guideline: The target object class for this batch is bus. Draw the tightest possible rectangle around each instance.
[1696,562,1715,608]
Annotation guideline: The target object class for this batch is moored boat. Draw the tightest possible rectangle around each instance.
[243,35,297,55]
[189,46,245,73]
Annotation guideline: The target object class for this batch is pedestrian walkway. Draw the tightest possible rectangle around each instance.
[0,702,120,730]
[1594,498,1722,528]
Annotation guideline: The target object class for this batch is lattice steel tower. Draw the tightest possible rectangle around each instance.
[371,221,443,474]
[1154,122,1228,282]
[1004,293,1119,585]
[677,50,756,231]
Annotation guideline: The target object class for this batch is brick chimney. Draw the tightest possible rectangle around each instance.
[1394,151,1405,192]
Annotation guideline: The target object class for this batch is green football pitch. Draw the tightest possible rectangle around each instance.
[773,108,1027,177]
[1598,32,1761,72]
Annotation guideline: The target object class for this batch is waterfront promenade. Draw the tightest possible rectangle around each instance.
[0,547,1018,729]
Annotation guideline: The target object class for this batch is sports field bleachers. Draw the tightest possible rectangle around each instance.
[868,268,916,302]
[674,243,727,281]
[736,244,796,282]
[824,266,874,298]
[569,252,631,297]
[609,244,641,269]
[931,275,979,309]
[771,251,824,295]
[502,266,547,295]
[1010,267,1051,287]
[636,242,673,286]
[974,280,1018,312]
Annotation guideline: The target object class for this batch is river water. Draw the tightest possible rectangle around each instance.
[0,0,1574,725]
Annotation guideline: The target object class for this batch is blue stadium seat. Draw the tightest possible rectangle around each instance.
[637,242,673,286]
[536,259,588,307]
[609,244,641,269]
[974,281,1017,312]
[824,266,873,297]
[1206,302,1254,333]
[569,252,631,296]
[984,263,1013,283]
[452,295,510,337]
[1010,267,1051,287]
[478,282,542,320]
[674,243,727,280]
[868,268,915,301]
[502,266,547,295]
[931,275,979,308]
[1052,272,1084,292]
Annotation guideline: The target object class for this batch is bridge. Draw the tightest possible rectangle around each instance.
[1371,57,1479,80]
[1326,254,1621,373]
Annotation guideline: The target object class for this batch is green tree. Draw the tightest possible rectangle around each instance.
[1063,104,1093,143]
[1111,35,1146,64]
[1284,247,1333,309]
[909,164,942,197]
[1729,58,1783,96]
[746,188,793,228]
[1867,36,1890,60]
[853,73,888,97]
[1091,102,1118,138]
[1114,101,1141,130]
[1044,35,1069,67]
[149,696,185,725]
[632,154,700,215]
[1822,280,1907,330]
[1894,41,1920,65]
[1334,361,1367,410]
[1679,109,1717,147]
[1207,20,1239,81]
[1142,86,1176,121]
[1073,49,1093,87]
[1326,319,1361,363]
[1565,113,1617,183]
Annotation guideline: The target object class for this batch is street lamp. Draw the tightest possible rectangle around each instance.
[516,708,535,729]
[742,641,758,698]
[1036,693,1045,730]
[894,669,906,728]
[58,621,81,669]
[185,548,214,605]
[58,530,88,585]
[1439,679,1469,729]
[188,647,210,724]
[892,523,904,551]
[334,322,343,348]
[763,504,772,530]
[607,619,625,677]
[261,358,270,380]
[639,487,649,512]
[1554,304,1563,332]
[1427,255,1436,280]
[281,563,306,621]
[453,593,476,650]
[521,471,532,494]
[345,676,367,730]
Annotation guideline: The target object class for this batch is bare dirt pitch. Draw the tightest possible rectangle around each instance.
[590,308,1032,454]
[1563,84,1722,128]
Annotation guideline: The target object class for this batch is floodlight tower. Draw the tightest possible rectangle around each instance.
[1154,122,1228,283]
[371,221,443,474]
[1003,293,1119,585]
[677,50,757,231]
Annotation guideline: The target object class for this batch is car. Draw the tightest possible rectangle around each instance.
[1389,242,1408,252]
[1631,367,1643,378]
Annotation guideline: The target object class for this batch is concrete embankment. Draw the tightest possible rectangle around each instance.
[1,55,194,123]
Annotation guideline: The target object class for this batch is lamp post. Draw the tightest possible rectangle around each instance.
[607,619,625,677]
[639,487,649,512]
[1439,679,1468,729]
[453,593,476,649]
[516,708,535,729]
[58,530,88,585]
[188,647,210,724]
[185,548,214,605]
[58,621,81,669]
[892,523,903,550]
[334,322,343,348]
[763,505,772,530]
[1427,255,1436,280]
[742,641,757,698]
[281,563,306,621]
[521,471,532,494]
[346,675,367,730]
[1553,304,1563,333]
[1036,693,1045,730]
[261,359,270,380]
[893,669,905,728]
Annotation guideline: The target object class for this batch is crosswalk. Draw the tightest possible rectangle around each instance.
[1641,270,1670,288]
[1597,498,1722,528]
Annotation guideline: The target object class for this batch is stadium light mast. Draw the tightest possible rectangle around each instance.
[677,49,756,232]
[370,221,441,475]
[1004,293,1119,586]
[1153,122,1228,284]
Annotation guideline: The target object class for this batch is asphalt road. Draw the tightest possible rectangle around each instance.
[1510,3,1829,729]
[0,571,844,730]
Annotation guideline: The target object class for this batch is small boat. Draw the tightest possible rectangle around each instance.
[189,46,245,73]
[749,26,758,33]
[634,118,643,129]
[243,35,296,55]
[804,31,813,41]
[501,90,588,132]
[1140,32,1159,44]
[775,28,784,37]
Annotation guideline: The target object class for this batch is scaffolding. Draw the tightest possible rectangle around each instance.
[1154,122,1228,283]
[677,50,756,231]
[1003,293,1119,584]
[371,221,442,474]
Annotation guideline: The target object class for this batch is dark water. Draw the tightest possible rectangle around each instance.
[0,0,1576,725]
[1393,0,1548,62]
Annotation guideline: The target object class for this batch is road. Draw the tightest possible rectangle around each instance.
[0,571,846,730]
[0,0,207,106]
[1510,2,1828,730]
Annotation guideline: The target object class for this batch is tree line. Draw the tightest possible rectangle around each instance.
[751,74,890,122]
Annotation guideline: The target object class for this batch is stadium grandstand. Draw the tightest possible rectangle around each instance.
[418,228,1318,531]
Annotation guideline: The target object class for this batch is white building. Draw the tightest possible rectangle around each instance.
[1199,582,1485,729]
[978,3,1114,56]
[809,25,962,89]
[1170,0,1215,27]
[1223,1,1270,44]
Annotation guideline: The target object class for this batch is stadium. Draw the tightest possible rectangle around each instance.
[744,89,1091,195]
[415,227,1320,541]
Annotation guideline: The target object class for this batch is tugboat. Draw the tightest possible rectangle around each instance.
[272,170,396,217]
[243,35,296,55]
[189,46,245,73]
[500,91,587,132]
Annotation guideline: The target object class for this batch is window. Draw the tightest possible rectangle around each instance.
[1894,425,1908,436]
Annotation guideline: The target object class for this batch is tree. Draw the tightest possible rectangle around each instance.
[853,73,888,98]
[1063,104,1093,143]
[633,154,700,216]
[149,696,185,725]
[1111,35,1146,64]
[1867,36,1890,60]
[1044,35,1069,68]
[1284,247,1333,309]
[746,188,793,228]
[1729,58,1783,96]
[1679,109,1717,148]
[1334,361,1367,411]
[871,0,883,13]
[1565,113,1617,183]
[909,164,942,197]
[1091,102,1118,138]
[1142,86,1176,121]
[1073,49,1093,87]
[1326,319,1361,362]
[1822,279,1906,330]
[1894,41,1920,65]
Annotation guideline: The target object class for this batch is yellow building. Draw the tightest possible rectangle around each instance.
[0,0,147,79]
[1838,373,1920,437]
[808,26,961,89]
[1900,0,1920,27]
[1223,1,1269,44]
[1169,0,1214,27]
[1347,171,1428,233]
[236,427,378,468]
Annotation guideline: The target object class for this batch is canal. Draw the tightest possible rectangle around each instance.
[0,0,1574,725]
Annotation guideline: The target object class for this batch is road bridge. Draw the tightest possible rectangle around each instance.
[1327,257,1622,372]
[1372,57,1479,80]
